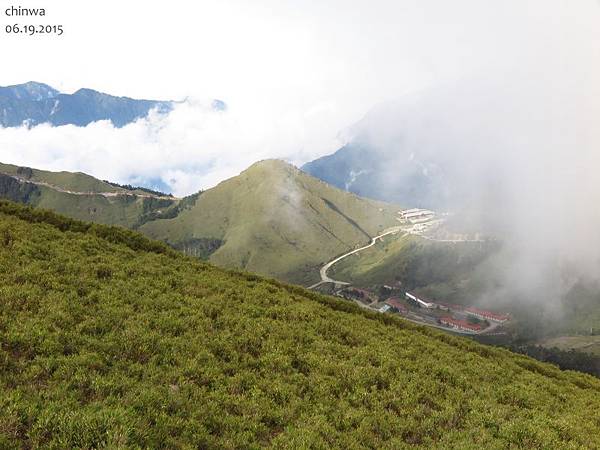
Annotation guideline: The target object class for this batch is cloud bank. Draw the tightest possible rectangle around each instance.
[340,12,600,315]
[0,98,346,197]
[7,0,599,200]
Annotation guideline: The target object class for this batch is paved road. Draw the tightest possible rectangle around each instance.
[308,213,500,336]
[308,217,484,290]
[308,227,402,289]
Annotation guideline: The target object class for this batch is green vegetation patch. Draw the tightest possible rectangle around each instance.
[140,160,401,284]
[0,201,600,448]
[330,233,495,302]
[0,162,122,194]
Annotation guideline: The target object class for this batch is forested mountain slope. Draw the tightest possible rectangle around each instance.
[0,201,599,448]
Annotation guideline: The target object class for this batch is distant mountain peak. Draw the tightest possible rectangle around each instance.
[72,87,101,96]
[0,82,227,128]
[0,81,59,101]
[0,82,172,128]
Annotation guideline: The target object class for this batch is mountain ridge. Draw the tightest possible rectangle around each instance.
[0,82,225,128]
[0,81,172,127]
[139,159,401,283]
[0,81,59,101]
[0,161,179,229]
[0,159,401,283]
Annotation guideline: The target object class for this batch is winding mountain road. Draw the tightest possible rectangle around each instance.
[307,213,498,336]
[308,227,402,289]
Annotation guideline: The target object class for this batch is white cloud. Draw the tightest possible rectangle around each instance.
[0,98,347,196]
[1,0,599,199]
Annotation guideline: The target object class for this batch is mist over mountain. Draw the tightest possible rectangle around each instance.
[302,140,442,209]
[304,72,600,322]
[0,81,176,128]
[301,92,453,210]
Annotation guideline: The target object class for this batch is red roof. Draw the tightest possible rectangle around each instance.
[464,306,510,321]
[385,298,407,311]
[440,317,482,332]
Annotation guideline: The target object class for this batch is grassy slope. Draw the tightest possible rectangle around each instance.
[330,232,494,301]
[140,160,400,284]
[1,201,600,448]
[31,186,176,229]
[0,163,179,229]
[0,160,400,284]
[0,162,122,193]
[538,336,600,357]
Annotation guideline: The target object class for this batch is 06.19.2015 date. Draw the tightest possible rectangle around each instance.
[5,24,64,36]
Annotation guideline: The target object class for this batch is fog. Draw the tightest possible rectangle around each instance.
[0,99,338,197]
[389,80,597,313]
[340,20,600,314]
[5,0,599,200]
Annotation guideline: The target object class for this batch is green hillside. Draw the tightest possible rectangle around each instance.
[0,163,178,229]
[329,232,495,302]
[1,201,600,448]
[0,160,400,284]
[0,162,123,194]
[139,160,400,284]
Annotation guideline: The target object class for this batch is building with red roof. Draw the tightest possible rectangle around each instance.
[385,298,408,314]
[440,317,483,333]
[464,306,510,323]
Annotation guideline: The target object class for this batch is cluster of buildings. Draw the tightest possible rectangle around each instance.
[404,291,510,332]
[406,291,509,321]
[341,285,510,334]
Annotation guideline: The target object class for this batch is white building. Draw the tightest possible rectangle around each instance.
[398,208,435,223]
[405,291,435,309]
